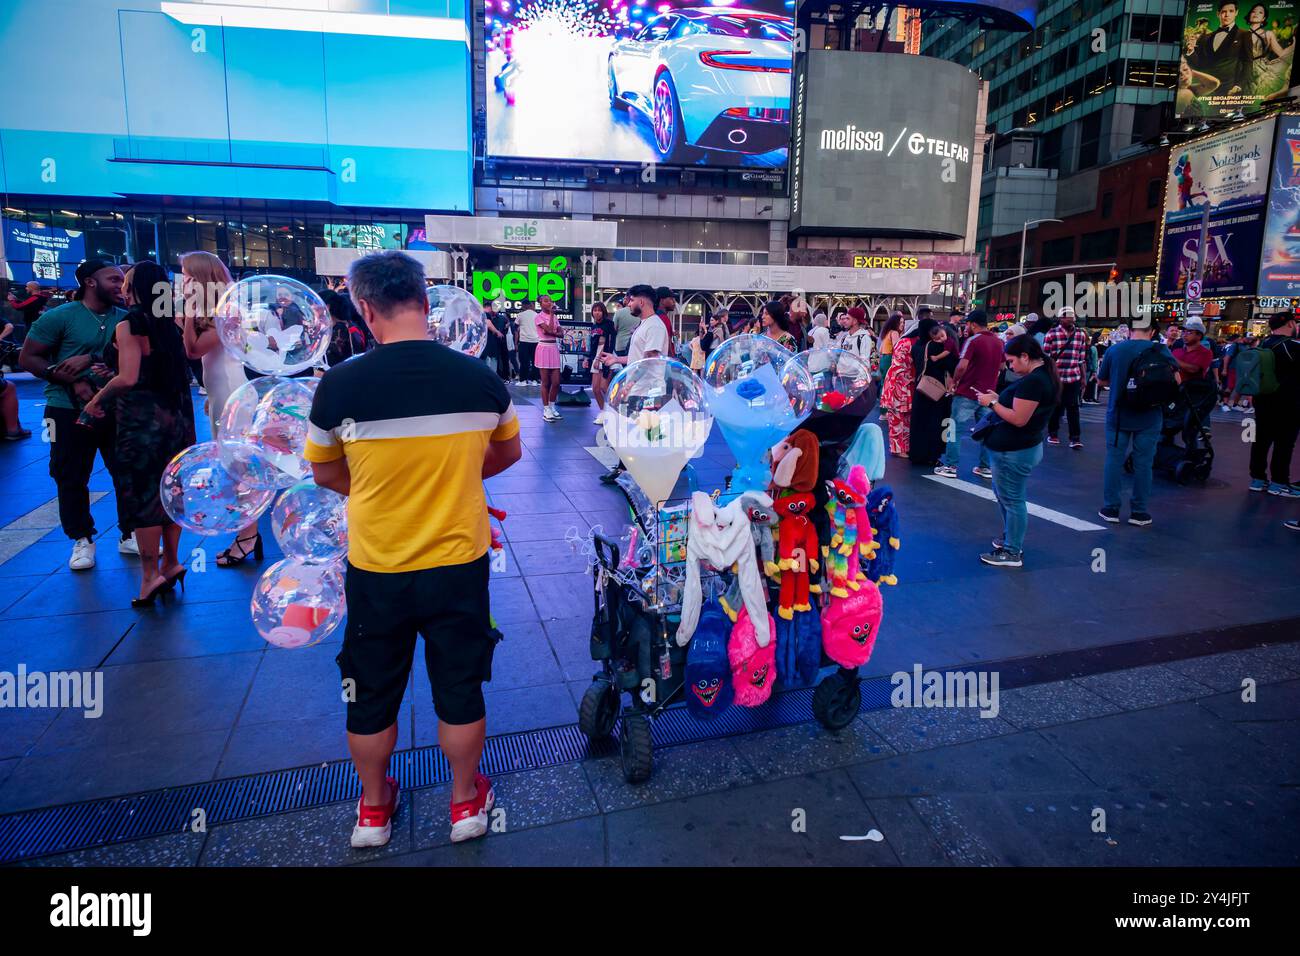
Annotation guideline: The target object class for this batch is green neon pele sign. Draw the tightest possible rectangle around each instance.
[472,256,568,305]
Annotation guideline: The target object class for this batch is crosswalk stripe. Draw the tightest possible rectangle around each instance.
[923,474,1107,532]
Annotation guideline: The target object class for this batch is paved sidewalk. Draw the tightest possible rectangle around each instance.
[1,377,1297,818]
[15,644,1300,866]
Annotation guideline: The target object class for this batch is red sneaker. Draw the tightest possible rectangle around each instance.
[450,773,495,844]
[351,776,400,849]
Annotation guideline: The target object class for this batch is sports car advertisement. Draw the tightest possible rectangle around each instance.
[485,0,794,167]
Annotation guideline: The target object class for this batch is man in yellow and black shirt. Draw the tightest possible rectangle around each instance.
[306,251,521,848]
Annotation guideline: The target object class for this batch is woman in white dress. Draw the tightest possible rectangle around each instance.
[180,251,261,568]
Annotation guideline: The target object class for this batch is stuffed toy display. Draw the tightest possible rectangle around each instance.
[774,605,821,689]
[821,580,884,669]
[771,492,819,620]
[840,421,886,482]
[864,484,901,586]
[685,600,734,719]
[824,465,877,597]
[770,429,821,493]
[678,492,769,646]
[739,490,779,576]
[729,605,777,707]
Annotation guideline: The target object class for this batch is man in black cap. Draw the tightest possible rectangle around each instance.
[20,258,134,570]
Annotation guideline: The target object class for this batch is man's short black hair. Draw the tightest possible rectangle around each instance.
[627,283,655,301]
[347,251,427,316]
[1219,0,1236,10]
[966,309,989,327]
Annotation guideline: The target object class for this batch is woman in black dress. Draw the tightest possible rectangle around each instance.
[83,261,197,606]
[909,318,957,466]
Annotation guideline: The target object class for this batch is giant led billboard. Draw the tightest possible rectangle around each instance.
[1177,0,1298,120]
[788,50,979,239]
[0,0,473,210]
[1156,116,1276,299]
[484,0,794,167]
[1257,114,1300,295]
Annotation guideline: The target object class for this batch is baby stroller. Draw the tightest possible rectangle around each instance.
[1125,381,1215,485]
[580,531,690,782]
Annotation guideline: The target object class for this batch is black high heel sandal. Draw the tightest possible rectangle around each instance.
[163,567,188,592]
[216,533,263,568]
[132,578,170,608]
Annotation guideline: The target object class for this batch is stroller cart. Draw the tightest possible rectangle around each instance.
[1125,381,1215,485]
[576,391,884,783]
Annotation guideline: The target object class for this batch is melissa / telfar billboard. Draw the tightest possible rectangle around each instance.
[790,50,981,240]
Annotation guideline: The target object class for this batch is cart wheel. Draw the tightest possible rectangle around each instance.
[578,679,619,740]
[812,671,861,731]
[619,713,654,783]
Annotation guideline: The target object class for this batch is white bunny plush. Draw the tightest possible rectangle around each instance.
[678,492,770,647]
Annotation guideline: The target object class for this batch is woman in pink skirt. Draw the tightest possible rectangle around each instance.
[535,295,564,421]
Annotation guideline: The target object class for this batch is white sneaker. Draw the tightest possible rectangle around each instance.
[542,407,557,422]
[118,535,139,556]
[933,465,958,478]
[69,538,96,571]
[549,404,562,418]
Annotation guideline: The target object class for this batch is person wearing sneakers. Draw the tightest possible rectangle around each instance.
[1097,319,1178,526]
[1247,313,1300,497]
[1043,306,1088,449]
[19,258,136,570]
[306,252,523,847]
[937,309,999,480]
[598,284,667,484]
[535,295,565,422]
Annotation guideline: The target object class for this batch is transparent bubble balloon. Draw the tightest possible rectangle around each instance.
[217,376,314,489]
[702,335,812,494]
[784,348,872,413]
[271,479,348,564]
[251,558,346,649]
[427,285,487,357]
[602,358,713,505]
[215,275,330,375]
[160,440,277,536]
[702,333,794,390]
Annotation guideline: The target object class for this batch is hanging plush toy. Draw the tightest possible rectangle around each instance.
[865,484,901,586]
[821,580,884,669]
[739,490,780,577]
[841,465,877,583]
[772,492,819,620]
[823,473,867,598]
[720,491,779,622]
[774,603,822,689]
[729,605,777,707]
[678,493,768,645]
[685,600,734,719]
[770,429,821,494]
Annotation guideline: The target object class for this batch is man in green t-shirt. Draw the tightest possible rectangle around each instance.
[20,259,133,570]
[612,294,638,356]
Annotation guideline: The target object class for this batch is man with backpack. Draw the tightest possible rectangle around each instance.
[1097,321,1180,526]
[1247,313,1300,496]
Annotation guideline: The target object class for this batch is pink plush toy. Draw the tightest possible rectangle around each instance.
[820,581,884,668]
[729,606,778,707]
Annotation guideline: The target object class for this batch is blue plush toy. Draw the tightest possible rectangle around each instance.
[684,600,734,719]
[775,605,821,688]
[865,484,900,586]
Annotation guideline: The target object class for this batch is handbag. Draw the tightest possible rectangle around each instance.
[970,408,1000,443]
[915,346,951,402]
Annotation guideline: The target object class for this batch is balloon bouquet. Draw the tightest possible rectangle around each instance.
[159,275,487,648]
[703,335,815,496]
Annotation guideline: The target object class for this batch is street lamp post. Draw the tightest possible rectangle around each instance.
[1016,218,1063,319]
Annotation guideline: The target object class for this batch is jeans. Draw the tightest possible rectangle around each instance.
[989,443,1042,554]
[941,396,990,470]
[46,405,126,540]
[1103,423,1160,513]
[1049,379,1082,441]
[1249,394,1299,485]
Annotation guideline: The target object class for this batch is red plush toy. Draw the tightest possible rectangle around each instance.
[772,492,819,621]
